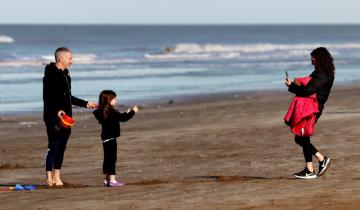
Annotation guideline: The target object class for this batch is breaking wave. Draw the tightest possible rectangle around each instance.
[40,53,98,64]
[0,35,15,43]
[165,43,360,54]
[0,53,138,67]
[2,42,360,67]
[145,42,360,62]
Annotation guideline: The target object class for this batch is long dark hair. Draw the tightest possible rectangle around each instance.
[98,90,117,119]
[311,47,335,75]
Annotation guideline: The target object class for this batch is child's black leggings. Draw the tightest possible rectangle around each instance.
[294,135,318,162]
[102,139,117,175]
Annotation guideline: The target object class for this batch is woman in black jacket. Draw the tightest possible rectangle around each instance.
[93,90,139,187]
[285,47,335,179]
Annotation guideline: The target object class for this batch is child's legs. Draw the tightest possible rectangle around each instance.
[102,140,117,177]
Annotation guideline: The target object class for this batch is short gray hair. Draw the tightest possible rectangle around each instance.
[54,47,71,62]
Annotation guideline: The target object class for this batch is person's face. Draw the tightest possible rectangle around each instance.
[311,56,316,66]
[110,97,116,106]
[59,52,73,69]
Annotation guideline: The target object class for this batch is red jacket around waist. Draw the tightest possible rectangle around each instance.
[284,76,319,137]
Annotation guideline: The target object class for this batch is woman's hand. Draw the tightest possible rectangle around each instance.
[285,78,293,87]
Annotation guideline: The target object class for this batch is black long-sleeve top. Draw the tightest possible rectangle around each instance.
[93,108,135,140]
[288,70,334,111]
[43,62,88,126]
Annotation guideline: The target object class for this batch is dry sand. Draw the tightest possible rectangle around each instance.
[1,85,360,210]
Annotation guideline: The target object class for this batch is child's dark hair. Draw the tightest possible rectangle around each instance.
[98,90,117,119]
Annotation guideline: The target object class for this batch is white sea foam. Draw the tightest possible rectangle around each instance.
[145,53,212,61]
[0,54,99,68]
[0,35,15,43]
[2,42,360,67]
[0,53,140,67]
[73,53,97,63]
[72,67,208,79]
[168,43,360,54]
[144,42,360,62]
[41,53,98,64]
[0,60,44,67]
[40,55,54,61]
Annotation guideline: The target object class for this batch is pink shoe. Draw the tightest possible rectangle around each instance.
[108,181,125,187]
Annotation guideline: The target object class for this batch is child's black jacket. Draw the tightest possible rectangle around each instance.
[93,108,135,140]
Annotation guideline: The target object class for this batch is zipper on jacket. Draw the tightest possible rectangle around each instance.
[63,74,72,108]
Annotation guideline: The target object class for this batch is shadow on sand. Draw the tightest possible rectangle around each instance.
[0,175,298,190]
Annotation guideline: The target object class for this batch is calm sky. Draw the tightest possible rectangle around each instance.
[1,0,359,24]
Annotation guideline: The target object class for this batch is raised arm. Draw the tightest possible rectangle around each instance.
[114,110,135,122]
[71,95,88,108]
[114,106,139,122]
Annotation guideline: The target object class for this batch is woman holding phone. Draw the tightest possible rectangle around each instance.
[285,47,335,179]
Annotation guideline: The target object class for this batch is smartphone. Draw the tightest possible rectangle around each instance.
[285,70,289,78]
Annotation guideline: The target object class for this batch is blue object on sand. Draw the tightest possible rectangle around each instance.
[14,184,36,191]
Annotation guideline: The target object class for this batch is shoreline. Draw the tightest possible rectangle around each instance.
[1,81,359,118]
[0,88,284,117]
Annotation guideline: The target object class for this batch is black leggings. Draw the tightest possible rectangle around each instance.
[294,110,322,162]
[102,139,117,175]
[46,126,71,171]
[295,135,318,162]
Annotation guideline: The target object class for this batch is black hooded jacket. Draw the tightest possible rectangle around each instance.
[288,70,334,111]
[43,62,88,126]
[93,108,135,140]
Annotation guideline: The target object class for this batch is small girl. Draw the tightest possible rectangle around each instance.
[93,90,139,187]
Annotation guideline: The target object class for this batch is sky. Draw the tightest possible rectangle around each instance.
[0,0,359,24]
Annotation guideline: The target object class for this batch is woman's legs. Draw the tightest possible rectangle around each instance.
[294,135,324,172]
[315,152,325,162]
[313,111,325,162]
[293,110,331,177]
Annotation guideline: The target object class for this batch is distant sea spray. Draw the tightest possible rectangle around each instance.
[0,34,14,43]
[145,42,360,62]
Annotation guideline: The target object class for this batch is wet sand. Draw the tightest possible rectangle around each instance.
[1,85,360,210]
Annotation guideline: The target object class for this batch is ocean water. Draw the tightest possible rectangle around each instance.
[1,25,360,114]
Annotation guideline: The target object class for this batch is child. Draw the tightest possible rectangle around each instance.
[93,90,139,187]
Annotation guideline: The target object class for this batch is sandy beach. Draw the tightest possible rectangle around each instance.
[1,85,360,210]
